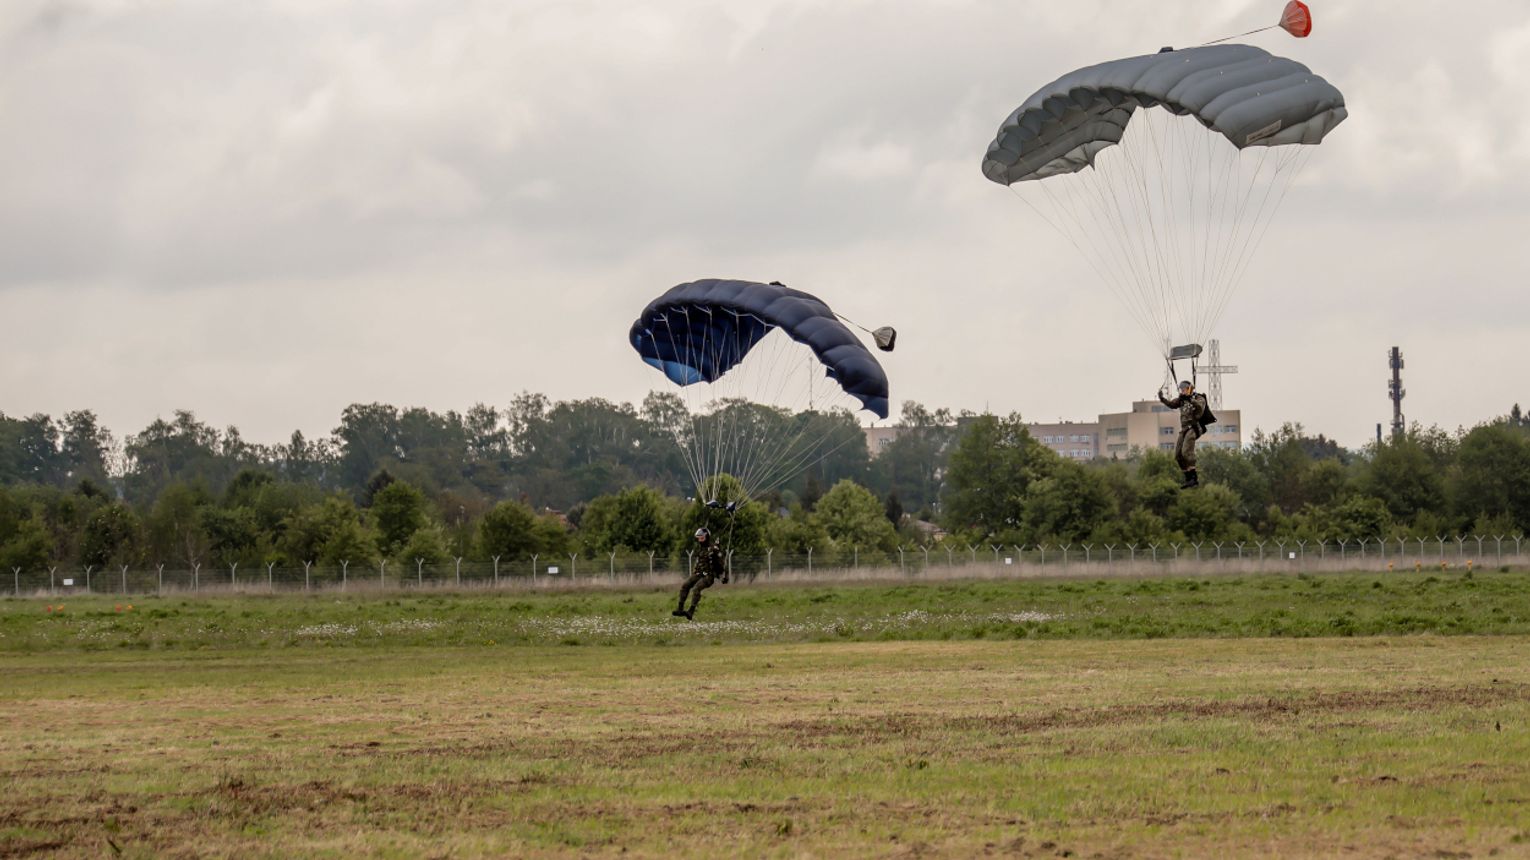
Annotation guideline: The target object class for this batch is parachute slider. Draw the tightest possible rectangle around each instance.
[1169,343,1204,362]
[872,327,896,352]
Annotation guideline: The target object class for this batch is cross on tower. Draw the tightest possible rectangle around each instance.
[1202,339,1238,410]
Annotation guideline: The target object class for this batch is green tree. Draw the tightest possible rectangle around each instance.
[201,507,261,567]
[398,525,452,568]
[79,503,141,568]
[1452,422,1530,531]
[319,515,379,566]
[678,475,771,563]
[1020,461,1113,544]
[143,482,211,566]
[277,496,361,564]
[0,516,53,572]
[478,500,545,559]
[942,414,1055,537]
[1164,484,1252,543]
[813,479,899,564]
[1360,429,1450,523]
[578,485,674,555]
[371,481,430,557]
[769,504,830,556]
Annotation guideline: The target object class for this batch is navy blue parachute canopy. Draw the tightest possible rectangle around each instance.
[983,44,1346,185]
[630,279,890,420]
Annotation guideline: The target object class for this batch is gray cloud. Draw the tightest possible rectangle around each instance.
[0,0,1526,448]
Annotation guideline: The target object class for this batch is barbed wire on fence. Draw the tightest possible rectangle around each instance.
[6,533,1526,597]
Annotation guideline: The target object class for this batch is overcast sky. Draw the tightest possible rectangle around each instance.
[2,0,1526,449]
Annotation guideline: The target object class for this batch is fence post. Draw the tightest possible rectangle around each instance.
[85,565,93,593]
[1149,543,1157,563]
[967,544,977,565]
[922,546,930,572]
[303,560,312,591]
[1456,535,1467,561]
[1494,535,1504,560]
[1128,543,1137,562]
[1274,540,1286,562]
[1061,543,1072,566]
[807,547,813,574]
[1170,543,1180,561]
[1436,534,1447,560]
[1213,542,1222,561]
[381,559,388,588]
[455,557,462,587]
[11,567,18,596]
[415,558,424,586]
[1039,543,1048,565]
[650,551,657,576]
[569,553,578,580]
[1105,544,1114,563]
[726,549,734,579]
[990,544,1001,565]
[267,562,275,591]
[1235,541,1244,559]
[898,547,905,575]
[120,565,129,594]
[157,564,165,595]
[1192,542,1202,562]
[340,560,349,590]
[230,562,238,588]
[944,546,953,568]
[1339,539,1348,561]
[1256,540,1265,561]
[192,562,200,591]
[492,555,501,586]
[1296,540,1307,562]
[1474,534,1484,558]
[531,554,539,585]
[608,551,616,578]
[49,566,56,595]
[1083,543,1092,564]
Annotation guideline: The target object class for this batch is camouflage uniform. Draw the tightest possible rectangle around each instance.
[676,542,727,616]
[1159,390,1209,471]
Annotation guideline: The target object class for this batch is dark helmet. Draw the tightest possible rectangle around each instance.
[1178,380,1194,392]
[694,527,710,541]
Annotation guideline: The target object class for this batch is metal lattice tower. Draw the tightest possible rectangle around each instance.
[1388,347,1406,437]
[1202,339,1238,410]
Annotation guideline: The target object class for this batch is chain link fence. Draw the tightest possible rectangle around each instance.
[6,534,1526,597]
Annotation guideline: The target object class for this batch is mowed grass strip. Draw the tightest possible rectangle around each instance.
[1,637,1527,858]
[2,567,1529,652]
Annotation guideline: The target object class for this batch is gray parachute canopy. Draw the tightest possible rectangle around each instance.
[982,44,1346,185]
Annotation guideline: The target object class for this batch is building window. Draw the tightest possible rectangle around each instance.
[1107,428,1125,437]
[1161,426,1176,436]
[1160,442,1174,451]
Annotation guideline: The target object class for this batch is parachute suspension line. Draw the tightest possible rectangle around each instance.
[1077,160,1167,350]
[658,311,711,499]
[1200,25,1278,46]
[1208,144,1311,340]
[1016,178,1155,344]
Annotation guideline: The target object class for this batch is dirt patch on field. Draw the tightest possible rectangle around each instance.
[778,682,1530,741]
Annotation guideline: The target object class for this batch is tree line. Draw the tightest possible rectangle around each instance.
[1,396,1527,573]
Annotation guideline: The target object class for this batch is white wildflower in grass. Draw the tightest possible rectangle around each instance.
[294,623,358,638]
[511,608,1060,643]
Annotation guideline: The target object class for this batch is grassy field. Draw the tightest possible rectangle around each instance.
[3,568,1529,652]
[3,571,1529,857]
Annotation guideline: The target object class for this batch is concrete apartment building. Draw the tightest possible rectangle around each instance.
[865,401,1242,461]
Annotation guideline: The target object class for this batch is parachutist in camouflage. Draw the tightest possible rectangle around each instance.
[1159,380,1212,489]
[673,528,728,620]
